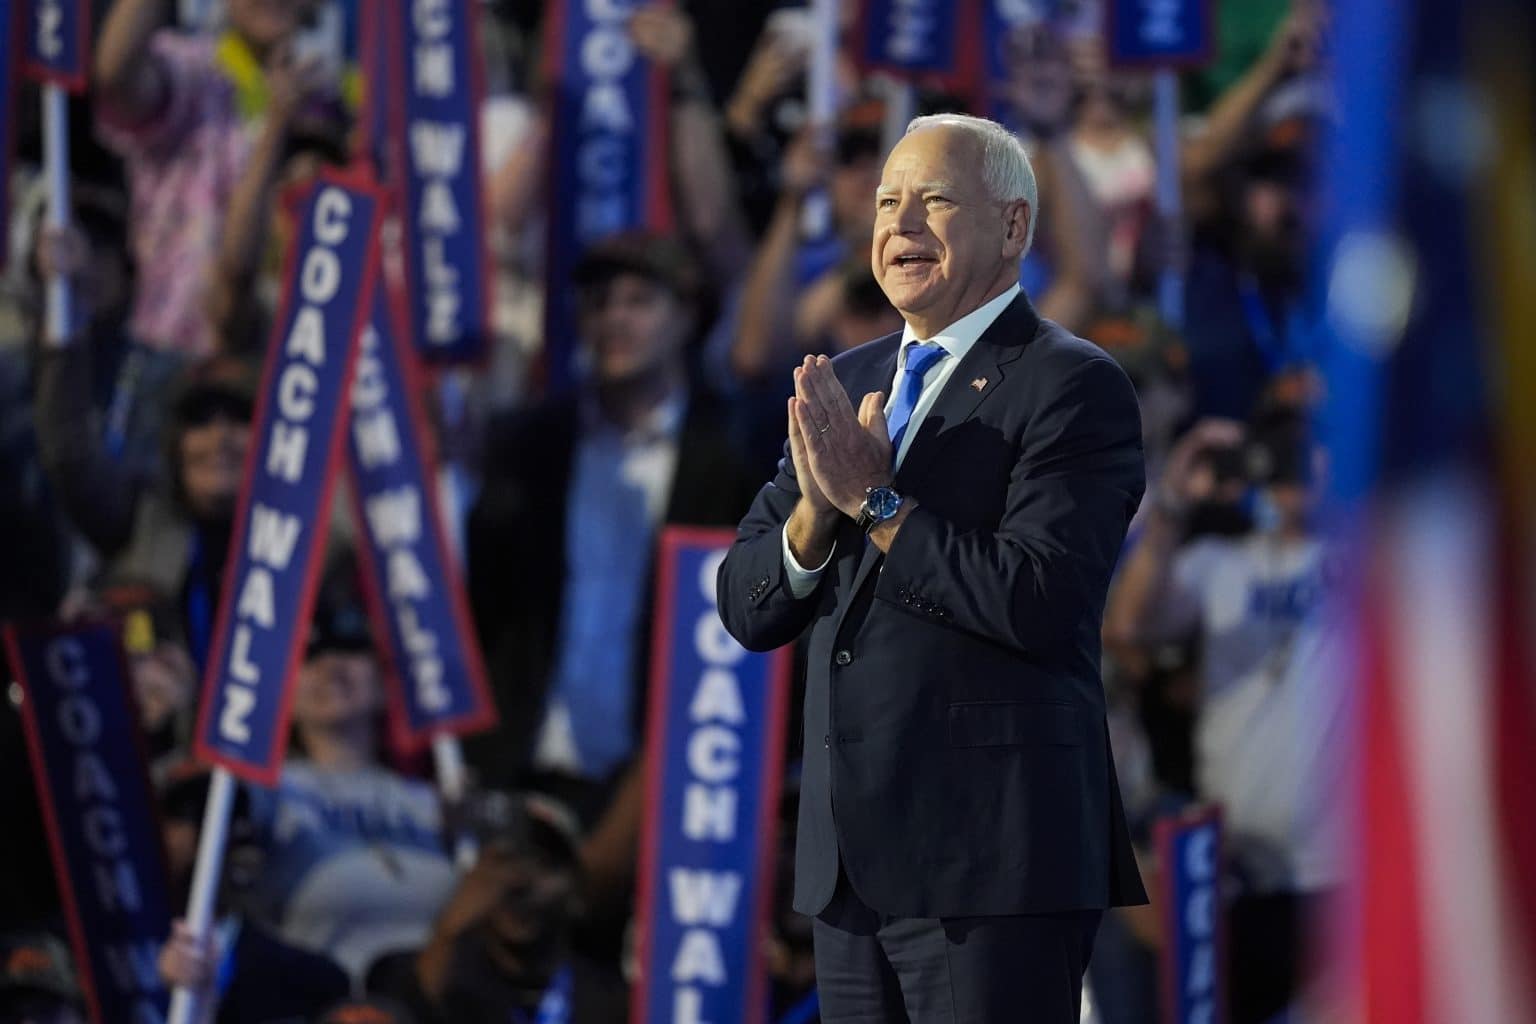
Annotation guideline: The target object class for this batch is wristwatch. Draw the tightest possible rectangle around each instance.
[856,486,902,532]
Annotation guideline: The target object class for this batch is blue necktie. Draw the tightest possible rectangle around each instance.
[887,342,947,461]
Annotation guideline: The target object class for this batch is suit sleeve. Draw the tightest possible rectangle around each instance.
[717,439,828,653]
[874,356,1145,656]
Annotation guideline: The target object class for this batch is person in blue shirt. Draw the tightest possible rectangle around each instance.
[240,555,458,985]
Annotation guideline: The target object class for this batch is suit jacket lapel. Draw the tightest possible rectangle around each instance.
[841,295,1040,606]
[896,293,1038,489]
[858,340,900,408]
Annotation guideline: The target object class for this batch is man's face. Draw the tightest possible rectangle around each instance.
[293,651,381,729]
[577,273,692,388]
[484,854,577,976]
[1238,174,1309,288]
[226,0,307,52]
[872,127,1029,331]
[179,415,249,520]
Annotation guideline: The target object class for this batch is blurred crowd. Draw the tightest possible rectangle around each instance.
[0,1,1342,1021]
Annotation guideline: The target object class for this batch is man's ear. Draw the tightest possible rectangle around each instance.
[1002,200,1032,258]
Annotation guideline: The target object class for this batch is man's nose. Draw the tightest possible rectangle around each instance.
[891,194,925,234]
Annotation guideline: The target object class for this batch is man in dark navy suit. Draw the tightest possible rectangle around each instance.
[718,114,1148,1021]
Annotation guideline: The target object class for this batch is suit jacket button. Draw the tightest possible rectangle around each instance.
[823,733,831,748]
[834,649,852,666]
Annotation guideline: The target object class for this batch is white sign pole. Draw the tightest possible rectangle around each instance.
[435,370,471,565]
[432,371,476,868]
[1153,68,1184,330]
[431,732,477,867]
[801,0,840,239]
[42,84,71,343]
[166,766,237,1024]
[879,73,916,156]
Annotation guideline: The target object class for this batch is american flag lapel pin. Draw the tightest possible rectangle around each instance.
[970,376,988,392]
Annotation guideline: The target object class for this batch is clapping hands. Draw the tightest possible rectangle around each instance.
[788,355,891,519]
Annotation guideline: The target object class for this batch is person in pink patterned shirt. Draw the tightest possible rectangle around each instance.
[92,0,330,358]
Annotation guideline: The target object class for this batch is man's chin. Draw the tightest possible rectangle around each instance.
[877,274,940,308]
[882,290,937,322]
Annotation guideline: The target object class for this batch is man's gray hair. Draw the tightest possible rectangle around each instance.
[905,113,1038,254]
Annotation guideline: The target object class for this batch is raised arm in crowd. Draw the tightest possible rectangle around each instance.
[489,3,752,292]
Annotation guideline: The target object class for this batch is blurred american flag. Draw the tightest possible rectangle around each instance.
[1315,0,1536,1019]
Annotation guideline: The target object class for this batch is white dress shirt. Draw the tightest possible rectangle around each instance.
[780,284,1022,596]
[535,393,686,777]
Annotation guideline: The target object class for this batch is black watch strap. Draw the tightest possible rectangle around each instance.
[857,487,900,532]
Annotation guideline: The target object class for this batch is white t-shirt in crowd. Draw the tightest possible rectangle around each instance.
[244,761,458,982]
[1161,532,1347,893]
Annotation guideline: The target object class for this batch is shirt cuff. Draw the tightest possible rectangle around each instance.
[781,524,834,599]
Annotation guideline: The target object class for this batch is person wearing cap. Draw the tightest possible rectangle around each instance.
[366,793,623,1024]
[1104,406,1342,1022]
[1179,5,1328,420]
[155,557,459,1007]
[154,764,353,1024]
[231,553,457,986]
[0,931,84,1024]
[465,228,762,962]
[718,113,1147,1021]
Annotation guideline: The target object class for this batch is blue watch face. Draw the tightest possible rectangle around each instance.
[867,487,901,519]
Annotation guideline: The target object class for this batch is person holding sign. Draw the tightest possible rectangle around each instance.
[237,557,459,985]
[35,346,256,672]
[154,766,353,1023]
[466,231,763,978]
[718,114,1148,1021]
[93,0,344,357]
[367,793,626,1023]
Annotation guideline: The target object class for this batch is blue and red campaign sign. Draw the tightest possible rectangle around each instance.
[194,174,382,785]
[543,0,673,394]
[385,0,492,364]
[1105,0,1215,68]
[632,528,791,1024]
[19,0,89,90]
[1156,807,1227,1024]
[3,620,172,1024]
[862,0,963,78]
[347,282,497,747]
